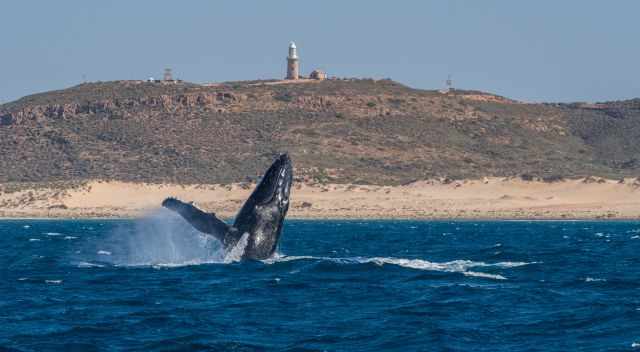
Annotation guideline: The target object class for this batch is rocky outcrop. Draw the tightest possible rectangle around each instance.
[0,91,243,125]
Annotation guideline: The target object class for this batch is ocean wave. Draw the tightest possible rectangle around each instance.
[585,277,607,282]
[77,262,106,268]
[263,254,536,280]
[45,232,63,236]
[100,254,532,280]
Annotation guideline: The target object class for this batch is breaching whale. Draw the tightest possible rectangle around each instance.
[161,154,293,260]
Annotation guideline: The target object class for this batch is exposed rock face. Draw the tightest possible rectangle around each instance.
[2,92,244,124]
[0,79,639,184]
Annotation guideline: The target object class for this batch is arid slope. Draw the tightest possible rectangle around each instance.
[1,79,639,185]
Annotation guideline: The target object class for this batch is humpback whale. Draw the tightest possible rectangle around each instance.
[161,154,293,260]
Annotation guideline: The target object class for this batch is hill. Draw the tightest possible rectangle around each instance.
[1,79,639,185]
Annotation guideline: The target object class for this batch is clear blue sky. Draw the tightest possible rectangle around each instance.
[2,1,638,103]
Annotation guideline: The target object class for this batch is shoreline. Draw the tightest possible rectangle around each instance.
[2,216,640,222]
[2,178,640,221]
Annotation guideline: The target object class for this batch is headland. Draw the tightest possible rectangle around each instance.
[1,78,640,220]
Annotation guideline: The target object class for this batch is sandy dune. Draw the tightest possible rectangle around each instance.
[2,177,640,220]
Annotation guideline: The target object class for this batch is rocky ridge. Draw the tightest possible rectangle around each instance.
[1,79,639,185]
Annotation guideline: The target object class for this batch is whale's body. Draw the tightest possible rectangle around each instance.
[162,154,293,260]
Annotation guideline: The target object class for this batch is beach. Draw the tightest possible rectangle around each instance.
[1,177,639,220]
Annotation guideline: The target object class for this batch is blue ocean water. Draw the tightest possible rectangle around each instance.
[1,216,640,351]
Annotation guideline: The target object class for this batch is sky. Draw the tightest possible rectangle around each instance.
[1,1,638,103]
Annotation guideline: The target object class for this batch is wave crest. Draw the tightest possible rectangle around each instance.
[263,254,535,280]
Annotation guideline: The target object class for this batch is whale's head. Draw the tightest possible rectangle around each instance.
[251,153,293,209]
[232,153,293,259]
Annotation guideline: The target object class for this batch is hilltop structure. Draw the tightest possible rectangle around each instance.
[284,42,327,81]
[440,75,453,94]
[163,68,173,81]
[310,69,327,80]
[286,42,300,80]
[147,68,182,84]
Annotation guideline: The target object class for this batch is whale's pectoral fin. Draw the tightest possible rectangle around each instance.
[162,197,229,242]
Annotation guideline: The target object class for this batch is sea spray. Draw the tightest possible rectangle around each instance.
[223,232,249,263]
[88,209,226,266]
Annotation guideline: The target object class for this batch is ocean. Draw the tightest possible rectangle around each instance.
[1,215,639,351]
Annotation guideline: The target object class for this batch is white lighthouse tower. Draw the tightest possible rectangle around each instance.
[286,41,300,80]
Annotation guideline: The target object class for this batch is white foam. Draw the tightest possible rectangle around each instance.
[101,209,225,267]
[97,250,112,256]
[28,238,40,242]
[223,232,249,263]
[45,280,62,284]
[64,236,78,240]
[261,253,313,264]
[77,262,105,268]
[585,277,607,282]
[463,271,507,280]
[121,252,529,281]
[23,225,30,229]
[146,259,221,268]
[117,257,227,269]
[631,235,640,239]
[632,342,639,348]
[45,232,63,236]
[17,278,27,281]
[263,255,535,280]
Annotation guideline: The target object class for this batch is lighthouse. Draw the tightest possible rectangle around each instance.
[286,41,299,80]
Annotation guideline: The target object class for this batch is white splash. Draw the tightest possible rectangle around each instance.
[45,280,62,284]
[147,259,221,269]
[263,254,535,280]
[223,232,249,263]
[28,238,40,242]
[585,277,607,282]
[64,236,78,240]
[77,262,105,268]
[98,209,225,267]
[45,232,63,236]
[84,210,534,280]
